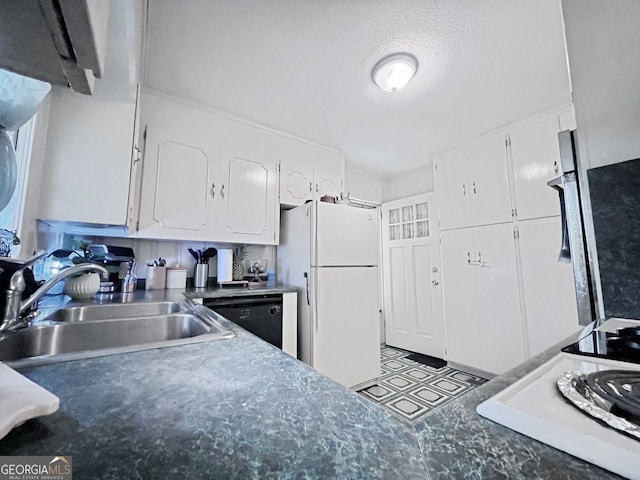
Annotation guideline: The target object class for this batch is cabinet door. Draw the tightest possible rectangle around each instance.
[518,218,579,357]
[440,228,479,366]
[468,136,513,227]
[280,160,314,207]
[474,223,525,374]
[510,117,562,220]
[137,126,216,240]
[314,170,342,200]
[39,88,136,225]
[436,151,472,230]
[218,151,279,245]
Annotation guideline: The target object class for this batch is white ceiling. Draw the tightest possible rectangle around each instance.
[144,0,571,176]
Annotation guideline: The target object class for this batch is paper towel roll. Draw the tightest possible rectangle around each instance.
[217,249,233,282]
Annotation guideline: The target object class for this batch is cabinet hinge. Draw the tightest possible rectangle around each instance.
[136,220,140,231]
[143,127,147,141]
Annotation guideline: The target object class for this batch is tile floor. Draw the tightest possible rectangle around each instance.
[358,346,488,422]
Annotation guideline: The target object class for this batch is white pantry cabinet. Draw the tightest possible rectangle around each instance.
[436,135,513,230]
[509,116,563,220]
[441,223,525,375]
[517,217,579,357]
[279,159,342,207]
[137,126,280,244]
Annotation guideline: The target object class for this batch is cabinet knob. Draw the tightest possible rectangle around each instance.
[221,184,225,199]
[210,183,215,198]
[462,183,466,195]
[315,184,319,193]
[432,267,438,273]
[432,280,439,286]
[472,181,477,194]
[309,182,313,193]
[554,161,559,174]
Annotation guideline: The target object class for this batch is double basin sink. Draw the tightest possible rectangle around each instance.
[0,300,235,368]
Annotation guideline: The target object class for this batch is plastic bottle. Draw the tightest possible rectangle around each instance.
[266,269,276,288]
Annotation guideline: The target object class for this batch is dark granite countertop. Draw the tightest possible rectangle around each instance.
[0,296,624,479]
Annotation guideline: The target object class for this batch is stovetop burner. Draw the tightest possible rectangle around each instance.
[562,323,640,364]
[583,370,640,424]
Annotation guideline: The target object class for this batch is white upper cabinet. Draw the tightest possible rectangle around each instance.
[436,135,512,230]
[280,162,314,206]
[509,115,562,220]
[136,92,343,245]
[314,170,342,200]
[218,150,279,245]
[280,161,343,207]
[38,1,143,232]
[137,126,279,245]
[137,126,219,240]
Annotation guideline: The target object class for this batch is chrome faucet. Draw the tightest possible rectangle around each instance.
[0,253,108,332]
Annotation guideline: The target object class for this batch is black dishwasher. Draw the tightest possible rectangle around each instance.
[204,295,283,349]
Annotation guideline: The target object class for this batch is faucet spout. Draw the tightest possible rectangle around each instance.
[0,262,108,333]
[20,263,108,315]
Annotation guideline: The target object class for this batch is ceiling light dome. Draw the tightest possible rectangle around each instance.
[372,53,418,93]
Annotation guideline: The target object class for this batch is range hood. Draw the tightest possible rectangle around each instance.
[0,0,110,95]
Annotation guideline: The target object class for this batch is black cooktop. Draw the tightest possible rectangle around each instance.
[562,326,640,364]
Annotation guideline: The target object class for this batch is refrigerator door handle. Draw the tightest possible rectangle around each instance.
[313,269,319,333]
[303,272,310,306]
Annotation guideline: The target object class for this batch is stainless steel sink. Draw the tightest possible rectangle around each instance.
[47,301,183,322]
[0,301,234,367]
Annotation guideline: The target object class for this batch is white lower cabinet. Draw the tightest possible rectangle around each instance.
[517,217,579,356]
[441,223,525,375]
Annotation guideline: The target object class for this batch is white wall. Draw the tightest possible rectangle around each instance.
[344,166,383,203]
[382,160,434,202]
[562,0,640,169]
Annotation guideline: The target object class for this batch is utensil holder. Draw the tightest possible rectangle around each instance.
[195,263,209,288]
[145,266,167,290]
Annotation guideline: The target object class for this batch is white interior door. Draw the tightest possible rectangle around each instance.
[382,193,445,359]
[313,266,381,388]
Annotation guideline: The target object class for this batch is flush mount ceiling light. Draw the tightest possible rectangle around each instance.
[372,53,418,93]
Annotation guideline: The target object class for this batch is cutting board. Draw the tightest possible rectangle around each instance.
[0,363,59,439]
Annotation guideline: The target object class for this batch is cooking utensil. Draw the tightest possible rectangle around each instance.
[201,248,217,263]
[188,248,200,263]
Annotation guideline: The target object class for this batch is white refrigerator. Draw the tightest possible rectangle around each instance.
[278,201,381,388]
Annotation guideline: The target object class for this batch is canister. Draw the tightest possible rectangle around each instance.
[166,267,187,289]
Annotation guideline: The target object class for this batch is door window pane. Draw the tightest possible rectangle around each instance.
[416,220,429,238]
[415,202,428,220]
[403,223,414,239]
[389,208,400,224]
[389,225,401,240]
[402,206,414,222]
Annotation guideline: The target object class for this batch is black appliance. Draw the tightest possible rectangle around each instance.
[87,245,135,286]
[563,324,640,364]
[204,295,283,349]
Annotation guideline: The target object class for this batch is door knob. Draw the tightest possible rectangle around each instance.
[432,280,439,286]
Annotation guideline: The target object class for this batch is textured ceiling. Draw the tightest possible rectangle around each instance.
[144,0,571,176]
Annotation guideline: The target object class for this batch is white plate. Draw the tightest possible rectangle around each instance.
[0,363,59,440]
